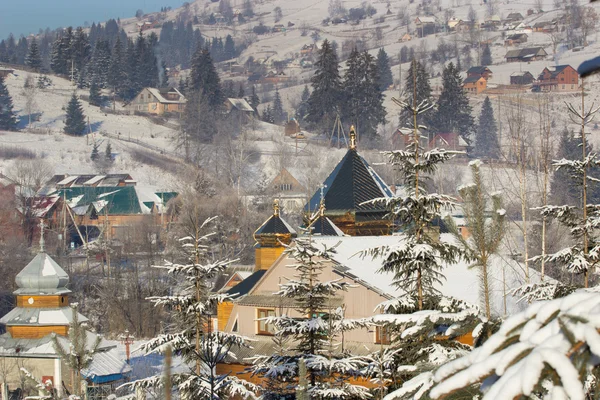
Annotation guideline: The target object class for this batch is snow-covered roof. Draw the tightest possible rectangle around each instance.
[227,98,254,112]
[146,87,186,104]
[311,234,544,316]
[82,349,132,383]
[0,307,88,326]
[83,175,106,186]
[416,16,437,24]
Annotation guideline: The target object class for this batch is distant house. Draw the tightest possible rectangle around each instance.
[534,21,556,32]
[261,70,290,84]
[504,33,528,46]
[270,168,307,213]
[415,16,437,37]
[284,118,300,136]
[533,65,579,92]
[447,17,462,31]
[300,44,316,56]
[467,66,493,80]
[272,24,285,33]
[510,71,535,85]
[505,47,547,62]
[400,33,412,42]
[463,76,487,94]
[225,98,254,114]
[0,67,14,78]
[506,12,524,22]
[429,132,468,151]
[455,20,473,33]
[391,128,428,150]
[127,87,186,115]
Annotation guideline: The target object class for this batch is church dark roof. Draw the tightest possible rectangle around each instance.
[308,215,345,236]
[226,270,267,298]
[254,214,297,236]
[305,148,393,214]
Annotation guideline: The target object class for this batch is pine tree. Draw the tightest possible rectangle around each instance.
[0,75,17,131]
[25,38,42,71]
[248,85,260,113]
[250,237,371,399]
[432,62,475,142]
[52,304,101,397]
[307,39,343,132]
[72,27,91,81]
[50,27,74,76]
[128,219,256,399]
[105,142,113,162]
[376,47,393,91]
[446,160,505,319]
[342,49,386,139]
[550,128,585,207]
[237,82,244,98]
[262,104,274,123]
[272,87,285,124]
[295,85,310,124]
[108,36,125,89]
[89,80,102,106]
[481,45,492,66]
[224,34,236,60]
[88,39,111,88]
[64,93,86,136]
[474,96,500,159]
[91,141,100,161]
[189,46,223,109]
[399,59,433,129]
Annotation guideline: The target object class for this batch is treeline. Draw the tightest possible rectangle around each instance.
[0,19,242,101]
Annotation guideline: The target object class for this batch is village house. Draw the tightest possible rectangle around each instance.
[0,67,14,78]
[391,127,429,150]
[463,75,487,94]
[533,64,579,92]
[429,132,469,152]
[467,66,493,80]
[300,43,316,56]
[510,71,535,85]
[269,168,308,214]
[504,33,528,46]
[505,12,525,22]
[0,244,130,399]
[400,32,412,42]
[534,21,557,32]
[505,47,548,62]
[37,174,177,242]
[415,16,438,37]
[447,17,462,31]
[127,87,186,115]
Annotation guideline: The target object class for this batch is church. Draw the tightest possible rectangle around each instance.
[215,128,538,384]
[0,228,130,399]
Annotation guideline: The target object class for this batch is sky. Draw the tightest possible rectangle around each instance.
[0,0,185,40]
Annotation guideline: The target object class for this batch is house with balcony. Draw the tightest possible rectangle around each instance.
[533,64,579,92]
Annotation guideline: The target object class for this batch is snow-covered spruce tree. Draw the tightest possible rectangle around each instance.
[52,303,101,397]
[362,91,485,396]
[445,160,505,319]
[376,47,393,91]
[89,80,102,107]
[423,291,600,399]
[0,75,17,131]
[272,86,285,124]
[126,217,256,400]
[25,38,42,72]
[399,59,432,134]
[473,96,500,159]
[250,237,371,399]
[64,93,86,136]
[518,96,600,302]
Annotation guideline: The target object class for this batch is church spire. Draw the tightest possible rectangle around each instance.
[349,125,357,149]
[39,220,45,253]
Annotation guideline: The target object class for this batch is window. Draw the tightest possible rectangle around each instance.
[375,326,391,345]
[562,85,565,89]
[257,308,276,335]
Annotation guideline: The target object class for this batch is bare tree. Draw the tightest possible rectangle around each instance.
[535,0,544,12]
[22,75,37,129]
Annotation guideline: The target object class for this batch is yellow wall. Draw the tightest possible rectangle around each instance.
[255,247,285,271]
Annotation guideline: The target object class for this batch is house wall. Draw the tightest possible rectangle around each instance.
[75,214,161,238]
[0,357,63,394]
[225,256,390,344]
[8,325,69,339]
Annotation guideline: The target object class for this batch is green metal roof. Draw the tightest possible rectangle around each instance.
[56,186,143,215]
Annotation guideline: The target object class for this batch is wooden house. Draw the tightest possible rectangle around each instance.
[510,71,535,85]
[506,12,524,22]
[467,66,493,80]
[391,127,429,150]
[447,17,462,31]
[533,64,579,92]
[0,67,14,78]
[415,16,437,37]
[505,47,547,62]
[429,132,468,151]
[127,87,186,115]
[534,21,556,32]
[504,33,528,46]
[0,249,130,398]
[300,43,316,56]
[463,75,487,94]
